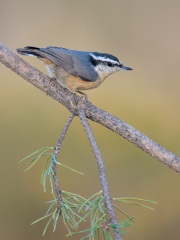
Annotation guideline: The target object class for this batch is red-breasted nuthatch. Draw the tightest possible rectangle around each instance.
[17,46,133,92]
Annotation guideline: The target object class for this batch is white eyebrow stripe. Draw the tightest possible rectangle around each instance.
[90,54,119,65]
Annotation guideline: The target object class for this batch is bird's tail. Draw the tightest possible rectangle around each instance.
[16,46,42,57]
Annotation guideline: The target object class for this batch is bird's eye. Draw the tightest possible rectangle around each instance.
[107,62,112,67]
[119,63,123,68]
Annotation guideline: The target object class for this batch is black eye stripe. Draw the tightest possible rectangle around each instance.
[89,55,97,66]
[90,55,120,67]
[97,61,118,67]
[107,61,119,67]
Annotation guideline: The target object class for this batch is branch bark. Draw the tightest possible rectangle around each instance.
[0,42,179,173]
[78,104,122,240]
[52,113,74,212]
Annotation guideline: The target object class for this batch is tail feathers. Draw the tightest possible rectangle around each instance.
[17,46,42,57]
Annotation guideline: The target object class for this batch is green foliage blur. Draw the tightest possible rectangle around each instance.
[0,1,180,240]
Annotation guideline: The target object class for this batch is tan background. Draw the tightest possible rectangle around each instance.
[0,0,180,239]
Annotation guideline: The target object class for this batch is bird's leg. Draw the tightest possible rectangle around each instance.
[76,90,88,101]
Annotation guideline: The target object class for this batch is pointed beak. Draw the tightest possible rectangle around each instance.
[120,65,133,70]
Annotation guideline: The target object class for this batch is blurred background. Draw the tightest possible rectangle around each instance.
[0,0,180,239]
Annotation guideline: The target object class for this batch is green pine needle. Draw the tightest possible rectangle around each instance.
[20,147,156,239]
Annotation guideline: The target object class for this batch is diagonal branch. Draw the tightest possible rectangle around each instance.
[52,113,74,212]
[78,103,122,240]
[0,42,179,172]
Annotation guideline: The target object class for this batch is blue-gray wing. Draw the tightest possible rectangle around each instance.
[41,47,98,82]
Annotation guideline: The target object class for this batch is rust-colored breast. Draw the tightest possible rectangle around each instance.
[44,62,105,92]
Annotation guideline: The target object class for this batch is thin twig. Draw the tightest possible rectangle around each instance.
[77,101,122,240]
[52,113,74,212]
[0,43,179,172]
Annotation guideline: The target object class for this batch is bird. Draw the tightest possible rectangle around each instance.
[17,46,133,93]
